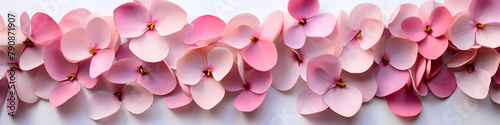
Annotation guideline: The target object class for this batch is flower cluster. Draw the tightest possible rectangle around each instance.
[1,0,500,120]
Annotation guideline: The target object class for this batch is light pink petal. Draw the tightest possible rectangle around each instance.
[401,17,427,42]
[6,85,18,115]
[428,7,452,37]
[19,46,45,70]
[385,37,418,70]
[14,70,40,103]
[0,14,4,27]
[87,92,120,120]
[224,13,260,33]
[49,81,80,107]
[259,10,283,41]
[0,52,7,79]
[129,31,169,62]
[220,62,245,92]
[150,0,187,36]
[59,8,92,33]
[357,18,384,50]
[443,0,472,15]
[375,64,408,97]
[115,42,142,63]
[89,49,115,78]
[189,15,226,44]
[44,41,78,81]
[30,12,62,45]
[414,57,426,87]
[338,42,374,73]
[418,35,449,60]
[418,0,443,23]
[303,13,336,37]
[335,10,355,47]
[235,90,265,112]
[349,3,382,29]
[137,61,177,95]
[287,0,319,20]
[449,12,476,50]
[446,49,477,69]
[457,70,491,99]
[296,88,328,115]
[283,24,306,49]
[428,68,457,98]
[60,28,93,62]
[164,24,193,69]
[106,59,140,83]
[113,2,150,38]
[324,86,362,117]
[246,70,272,94]
[134,0,153,9]
[242,40,277,71]
[341,69,377,102]
[163,83,193,109]
[33,66,59,99]
[474,48,500,76]
[270,39,300,91]
[306,55,341,94]
[176,51,205,85]
[222,25,254,49]
[207,47,234,81]
[386,87,422,117]
[0,78,8,111]
[388,4,419,38]
[469,0,500,23]
[190,77,225,110]
[20,12,32,39]
[490,83,500,104]
[76,59,98,88]
[299,37,336,80]
[122,82,154,114]
[86,17,111,49]
[476,22,500,48]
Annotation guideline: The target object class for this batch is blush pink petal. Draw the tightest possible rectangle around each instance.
[163,83,193,109]
[134,0,153,10]
[341,69,377,102]
[349,3,382,29]
[428,7,452,37]
[242,39,277,71]
[14,70,39,103]
[449,12,476,50]
[287,0,319,20]
[401,17,427,42]
[324,86,362,117]
[220,63,245,92]
[59,8,92,33]
[49,80,80,107]
[76,59,98,88]
[89,49,115,78]
[122,82,154,114]
[388,4,419,38]
[150,0,187,36]
[106,59,140,83]
[418,35,449,60]
[335,11,355,47]
[223,25,254,49]
[137,61,177,95]
[428,68,457,98]
[386,87,422,117]
[0,53,8,80]
[224,13,260,34]
[474,48,500,76]
[385,37,418,70]
[113,2,150,38]
[235,90,265,112]
[306,55,341,94]
[0,78,7,110]
[259,10,283,41]
[87,92,120,120]
[418,0,443,23]
[246,70,272,94]
[176,51,205,85]
[129,31,169,62]
[490,84,500,104]
[358,18,384,50]
[60,28,93,62]
[296,88,328,115]
[476,22,500,48]
[20,12,32,40]
[86,17,111,49]
[339,42,374,73]
[29,12,62,45]
[283,24,306,49]
[44,41,78,81]
[33,66,59,99]
[303,13,336,37]
[190,77,225,110]
[375,64,408,97]
[270,40,300,91]
[446,49,477,69]
[207,47,233,81]
[19,46,45,70]
[469,0,500,23]
[443,0,472,15]
[164,24,193,69]
[189,15,226,44]
[457,69,491,99]
[298,37,336,81]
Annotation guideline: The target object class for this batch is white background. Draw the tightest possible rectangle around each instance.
[1,0,499,125]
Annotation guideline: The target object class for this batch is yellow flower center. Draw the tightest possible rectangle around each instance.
[12,64,21,71]
[139,66,149,75]
[466,64,475,73]
[114,92,122,101]
[296,53,303,63]
[23,38,34,46]
[203,69,213,77]
[67,75,76,81]
[250,35,259,42]
[476,23,485,29]
[299,19,307,26]
[89,49,97,55]
[147,23,155,30]
[355,30,362,39]
[336,79,346,88]
[424,26,433,34]
[382,57,390,65]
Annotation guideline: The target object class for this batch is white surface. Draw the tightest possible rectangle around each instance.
[1,0,499,125]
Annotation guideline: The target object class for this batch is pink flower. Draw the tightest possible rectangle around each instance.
[58,8,93,33]
[60,17,115,78]
[176,47,233,110]
[2,44,40,104]
[162,81,193,109]
[446,48,500,99]
[113,0,187,62]
[270,36,335,91]
[221,54,272,112]
[449,0,500,50]
[18,12,62,70]
[443,0,472,15]
[410,56,457,98]
[106,42,177,95]
[336,3,384,73]
[283,0,336,49]
[223,11,283,71]
[304,54,377,117]
[385,84,422,117]
[399,1,452,59]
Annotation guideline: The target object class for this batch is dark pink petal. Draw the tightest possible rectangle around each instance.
[457,70,490,99]
[324,86,362,117]
[242,39,277,71]
[33,66,59,99]
[303,13,336,37]
[191,77,225,110]
[270,39,300,91]
[60,28,93,62]
[137,61,177,95]
[476,22,500,48]
[76,59,99,88]
[44,40,78,81]
[428,68,457,98]
[469,0,500,23]
[474,48,500,76]
[86,17,111,49]
[385,37,418,70]
[446,49,477,69]
[287,0,319,20]
[401,17,427,42]
[375,64,408,97]
[15,70,40,103]
[122,82,154,114]
[388,4,419,38]
[189,15,226,44]
[306,55,341,94]
[207,47,234,81]
[129,31,169,62]
[246,70,272,94]
[449,12,476,50]
[296,88,328,115]
[19,46,45,70]
[349,3,382,29]
[428,58,444,78]
[113,2,150,38]
[338,42,374,73]
[341,69,377,102]
[89,49,115,78]
[234,90,265,112]
[428,7,452,37]
[418,35,449,60]
[358,18,384,50]
[163,83,193,109]
[150,0,187,36]
[106,58,140,83]
[176,50,205,85]
[259,10,283,42]
[49,80,80,107]
[386,87,422,117]
[87,92,120,120]
[283,24,306,49]
[30,12,62,45]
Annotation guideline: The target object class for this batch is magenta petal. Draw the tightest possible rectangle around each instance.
[87,92,120,120]
[242,40,277,71]
[428,69,457,98]
[296,88,328,115]
[137,61,177,95]
[358,18,384,50]
[428,7,452,37]
[163,83,193,109]
[386,87,422,117]
[324,86,362,117]
[303,13,336,37]
[287,0,319,20]
[86,17,111,49]
[283,24,306,49]
[449,12,476,50]
[306,55,341,94]
[259,10,283,42]
[418,35,449,60]
[401,17,427,42]
[235,90,265,112]
[190,77,225,110]
[176,51,205,85]
[122,82,154,114]
[338,42,374,73]
[207,47,234,81]
[106,59,140,83]
[375,64,408,97]
[385,37,418,70]
[19,46,45,70]
[457,70,491,99]
[44,41,78,81]
[150,0,187,36]
[476,22,500,48]
[49,81,80,107]
[15,70,40,103]
[189,15,226,44]
[33,66,59,99]
[30,12,62,45]
[246,70,272,94]
[129,31,169,62]
[60,28,93,62]
[113,2,150,38]
[89,49,115,78]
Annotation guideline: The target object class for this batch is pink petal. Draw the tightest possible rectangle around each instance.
[59,8,92,33]
[220,62,245,92]
[20,12,32,39]
[429,58,444,78]
[242,39,277,71]
[418,0,443,23]
[413,57,426,88]
[113,2,150,38]
[287,0,319,20]
[401,17,427,42]
[122,82,154,114]
[446,49,477,69]
[190,77,225,110]
[428,68,457,98]
[129,31,169,62]
[283,24,306,49]
[224,13,260,34]
[234,90,265,112]
[176,50,205,85]
[306,55,341,94]
[14,70,40,103]
[0,78,8,111]
[106,59,140,83]
[443,0,472,15]
[0,53,8,79]
[164,24,193,69]
[134,0,153,10]
[270,39,300,91]
[490,83,500,104]
[33,66,59,99]
[418,35,449,60]
[457,70,491,99]
[207,47,234,81]
[341,69,377,102]
[150,0,187,36]
[324,86,362,117]
[60,28,93,62]
[222,25,254,49]
[428,7,452,37]
[474,48,500,76]
[476,22,500,48]
[335,11,355,47]
[6,86,18,115]
[349,3,382,29]
[338,42,374,73]
[76,59,99,88]
[296,88,328,115]
[86,17,111,49]
[246,70,272,94]
[375,64,408,97]
[189,15,226,44]
[115,42,142,63]
[89,49,115,78]
[30,12,62,45]
[303,13,336,37]
[137,61,177,95]
[299,37,336,81]
[386,87,422,117]
[449,12,476,50]
[388,4,419,38]
[49,81,80,107]
[44,41,78,81]
[259,10,283,42]
[87,92,120,120]
[163,83,193,109]
[385,37,418,70]
[358,18,384,50]
[19,46,45,70]
[469,0,500,23]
